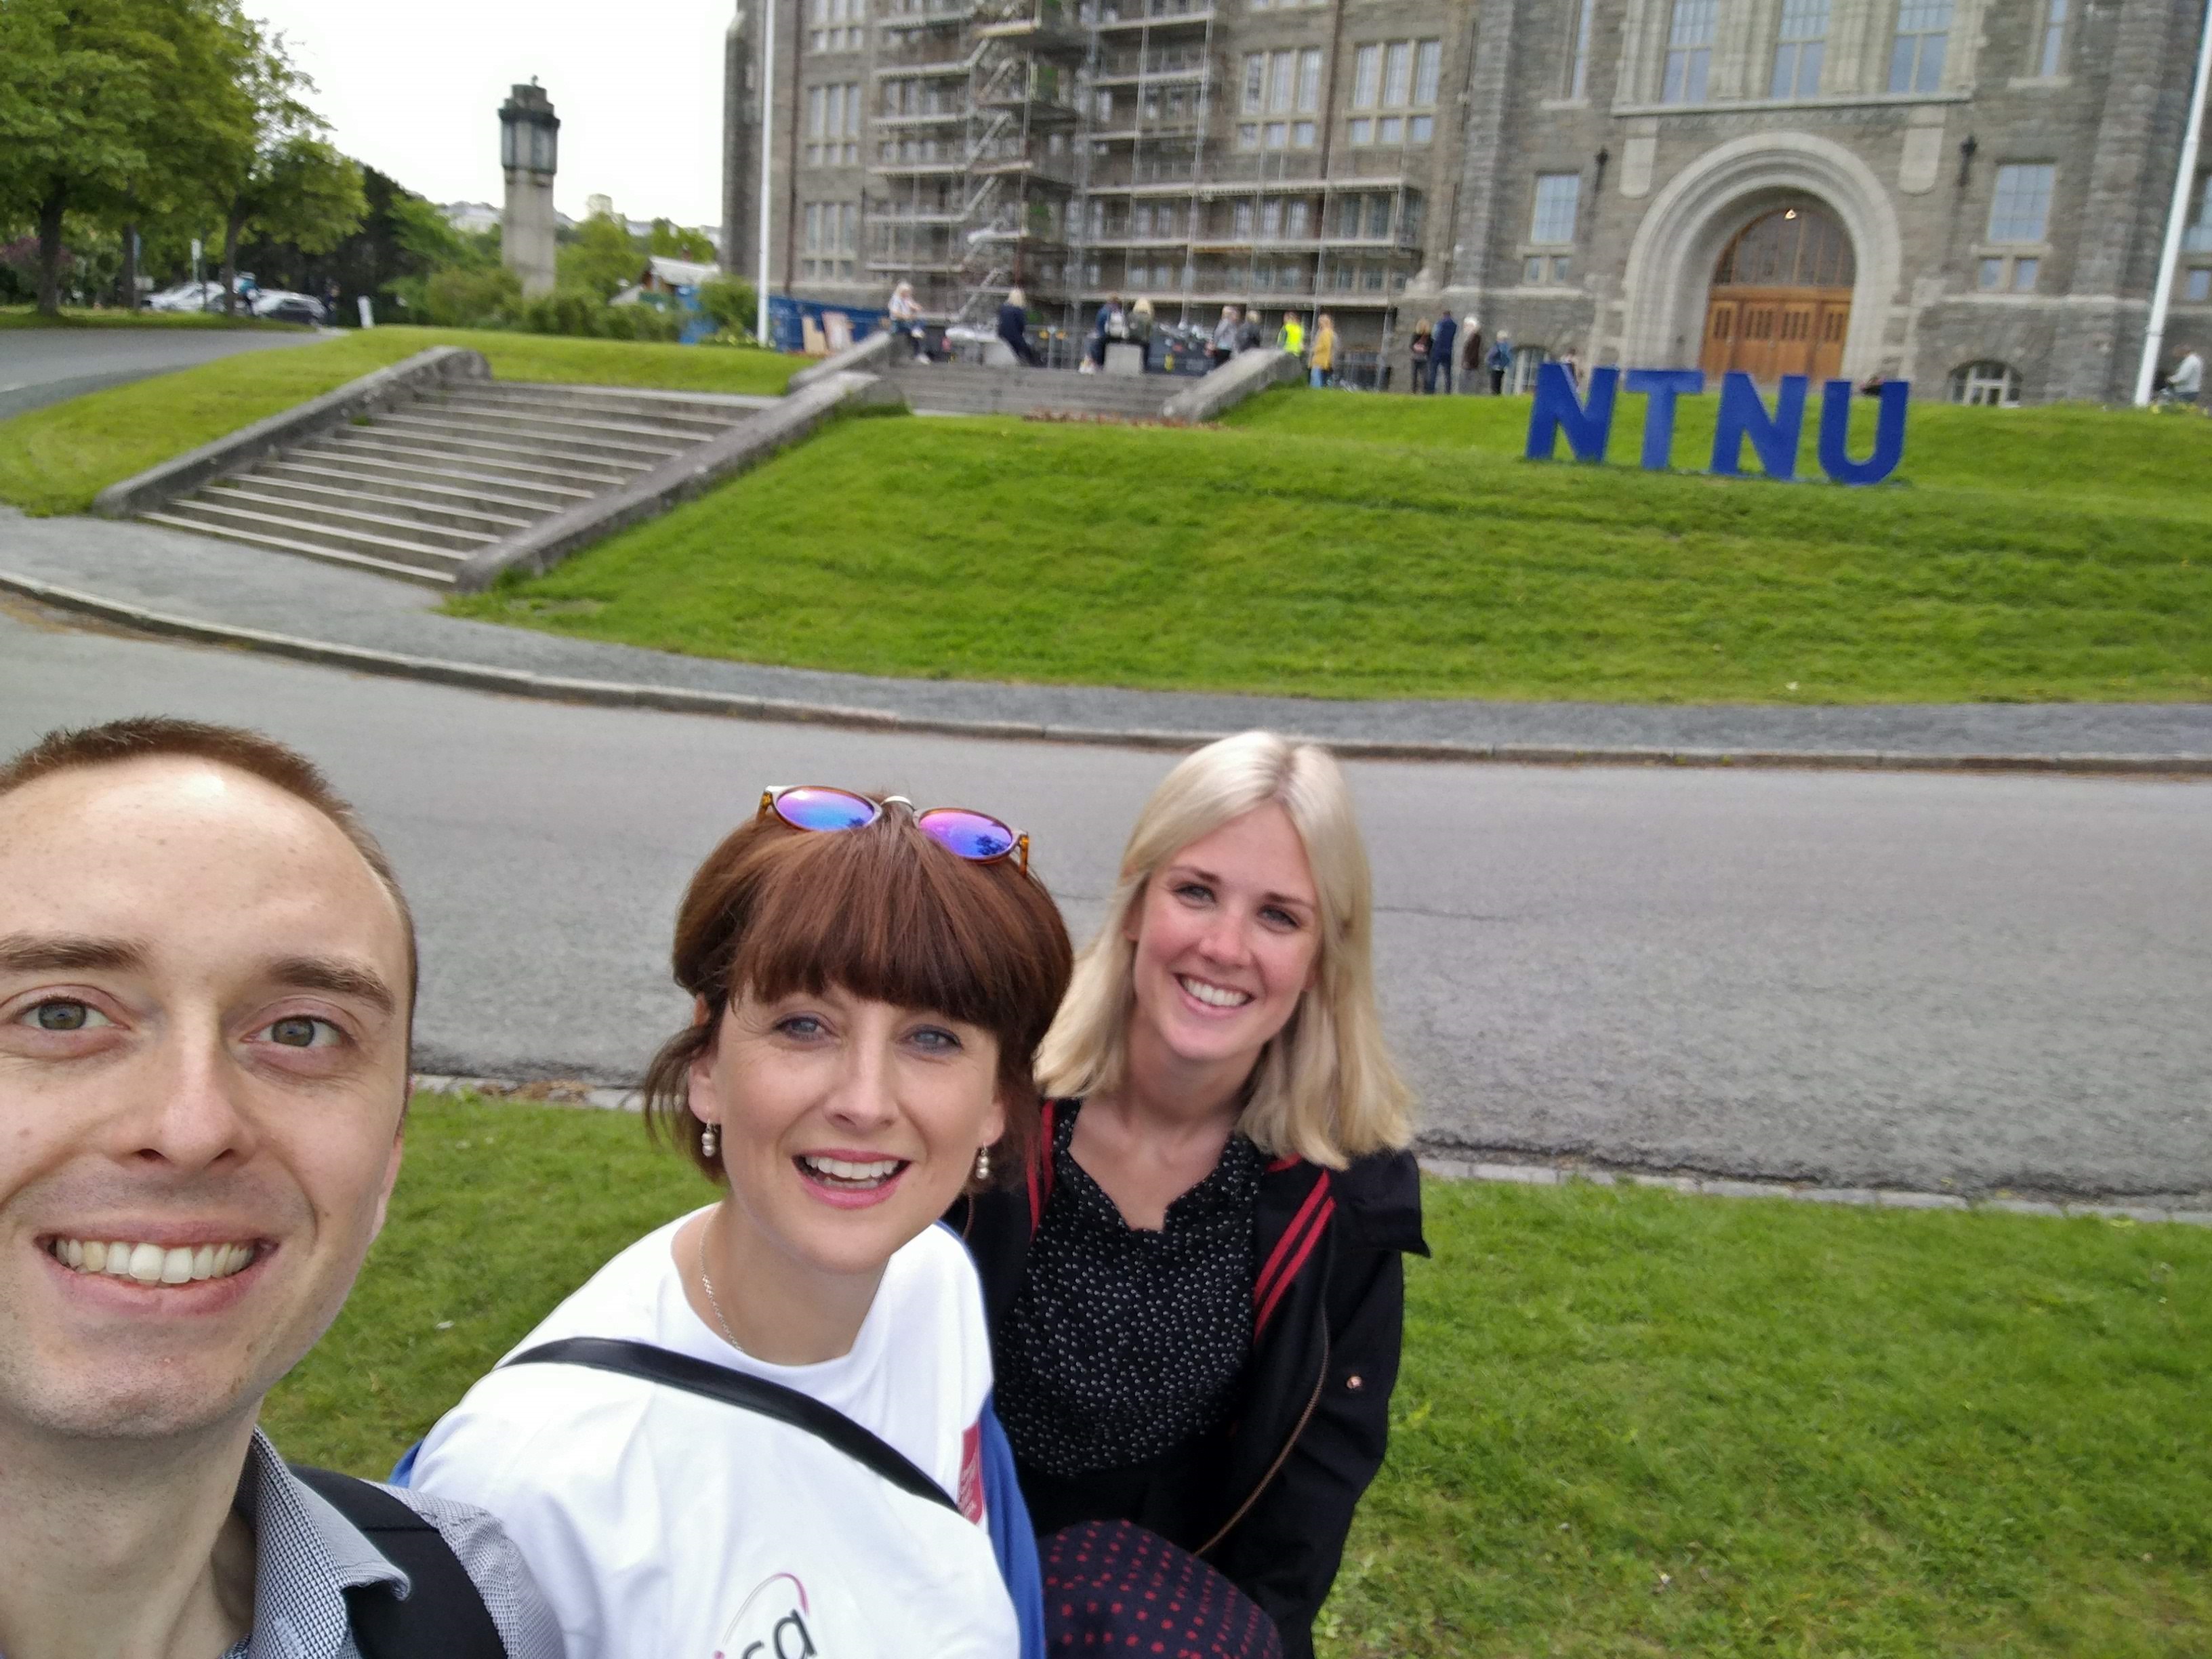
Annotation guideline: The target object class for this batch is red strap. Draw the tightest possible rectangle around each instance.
[1026,1099,1059,1233]
[1252,1170,1332,1318]
[1256,1194,1334,1336]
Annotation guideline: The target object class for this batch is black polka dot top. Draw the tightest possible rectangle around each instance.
[995,1098,1261,1479]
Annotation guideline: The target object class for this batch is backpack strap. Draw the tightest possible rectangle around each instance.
[288,1465,509,1659]
[504,1336,960,1515]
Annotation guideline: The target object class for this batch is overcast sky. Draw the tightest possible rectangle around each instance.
[246,0,741,230]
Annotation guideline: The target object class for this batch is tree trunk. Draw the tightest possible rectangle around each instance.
[121,219,139,312]
[35,186,66,318]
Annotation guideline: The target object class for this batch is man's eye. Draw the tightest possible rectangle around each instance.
[28,1000,111,1032]
[263,1016,340,1049]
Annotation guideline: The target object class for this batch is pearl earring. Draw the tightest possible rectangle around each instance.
[701,1123,719,1160]
[972,1145,991,1183]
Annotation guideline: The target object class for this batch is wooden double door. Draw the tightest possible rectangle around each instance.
[1701,287,1851,384]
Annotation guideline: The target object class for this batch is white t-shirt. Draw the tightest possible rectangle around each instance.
[408,1209,1015,1659]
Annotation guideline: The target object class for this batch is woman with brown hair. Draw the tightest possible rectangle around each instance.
[407,787,1071,1659]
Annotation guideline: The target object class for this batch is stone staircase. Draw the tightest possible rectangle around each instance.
[882,359,1187,420]
[141,382,771,588]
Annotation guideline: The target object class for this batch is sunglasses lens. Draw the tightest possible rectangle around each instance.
[773,787,878,833]
[918,808,1017,863]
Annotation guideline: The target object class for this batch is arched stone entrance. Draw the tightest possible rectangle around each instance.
[1616,132,1902,383]
[1700,198,1856,382]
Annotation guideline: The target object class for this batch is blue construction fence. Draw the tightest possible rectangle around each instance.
[765,296,888,356]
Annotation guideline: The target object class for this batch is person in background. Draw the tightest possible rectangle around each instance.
[998,286,1044,367]
[1461,314,1482,387]
[889,280,926,361]
[1210,304,1241,370]
[1237,305,1264,354]
[1128,296,1155,369]
[955,731,1427,1659]
[1277,311,1305,359]
[2165,346,2203,409]
[1308,313,1336,388]
[0,717,560,1659]
[1407,319,1433,393]
[409,787,1075,1659]
[1084,294,1128,373]
[1487,331,1513,393]
[1430,311,1458,396]
[1559,347,1581,389]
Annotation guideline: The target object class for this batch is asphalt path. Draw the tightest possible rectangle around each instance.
[0,325,327,421]
[3,598,2206,1201]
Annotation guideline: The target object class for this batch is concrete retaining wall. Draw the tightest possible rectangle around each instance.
[1160,347,1303,424]
[91,347,491,520]
[453,369,899,592]
[788,329,894,390]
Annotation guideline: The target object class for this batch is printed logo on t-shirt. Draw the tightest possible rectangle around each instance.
[716,1572,818,1659]
[957,1420,985,1524]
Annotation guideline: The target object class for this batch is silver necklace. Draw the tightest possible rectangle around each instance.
[695,1210,741,1349]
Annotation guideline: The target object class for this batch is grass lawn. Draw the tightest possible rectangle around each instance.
[0,304,283,331]
[447,392,2212,703]
[269,1092,2210,1658]
[0,325,798,516]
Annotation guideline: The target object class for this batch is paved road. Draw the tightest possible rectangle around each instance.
[0,325,327,421]
[3,598,2206,1201]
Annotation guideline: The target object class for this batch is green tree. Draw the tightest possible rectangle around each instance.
[648,218,717,262]
[556,211,644,301]
[203,9,363,314]
[696,275,758,336]
[0,0,241,315]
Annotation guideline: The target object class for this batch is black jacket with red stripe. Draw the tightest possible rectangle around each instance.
[951,1100,1429,1659]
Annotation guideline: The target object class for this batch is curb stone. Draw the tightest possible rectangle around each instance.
[390,1100,2212,1225]
[5,569,2209,778]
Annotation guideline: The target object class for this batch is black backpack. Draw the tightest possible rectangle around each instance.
[290,1466,509,1658]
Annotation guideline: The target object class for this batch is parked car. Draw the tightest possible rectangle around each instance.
[250,289,327,326]
[146,280,226,312]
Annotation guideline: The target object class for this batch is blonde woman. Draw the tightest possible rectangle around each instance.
[953,731,1424,1659]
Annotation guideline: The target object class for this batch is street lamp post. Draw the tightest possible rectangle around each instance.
[500,81,562,298]
[758,2,775,346]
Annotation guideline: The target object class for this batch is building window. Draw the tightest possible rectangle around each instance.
[2037,0,2068,77]
[1233,199,1255,237]
[2188,173,2212,253]
[1978,256,2003,291]
[2011,257,2039,292]
[1565,0,1596,99]
[1241,48,1326,145]
[1950,361,2021,406]
[1530,172,1580,244]
[1771,0,1827,99]
[1347,37,1439,144]
[1662,0,1716,103]
[1988,163,2055,243]
[808,0,863,54]
[1351,44,1380,108]
[1367,194,1391,238]
[800,201,859,280]
[2189,268,2212,302]
[805,83,861,165]
[1298,47,1324,111]
[1243,54,1265,115]
[1523,254,1545,283]
[1286,201,1309,237]
[1889,0,1950,95]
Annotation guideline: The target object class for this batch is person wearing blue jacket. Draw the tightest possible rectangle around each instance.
[1431,312,1458,394]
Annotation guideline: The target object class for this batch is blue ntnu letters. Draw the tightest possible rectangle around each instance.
[1523,364,1908,485]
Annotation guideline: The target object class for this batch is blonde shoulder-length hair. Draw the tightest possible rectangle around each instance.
[1037,731,1414,1168]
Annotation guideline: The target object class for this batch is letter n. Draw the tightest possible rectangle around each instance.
[1524,363,1618,464]
[1711,371,1807,480]
[1817,379,1909,485]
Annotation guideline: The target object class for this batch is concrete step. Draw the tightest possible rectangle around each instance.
[359,415,668,472]
[886,361,1173,417]
[423,396,745,448]
[311,433,635,491]
[469,382,777,422]
[141,508,461,587]
[228,471,537,537]
[263,455,586,518]
[186,487,496,556]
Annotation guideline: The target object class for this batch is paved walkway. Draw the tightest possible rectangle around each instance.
[4,506,2209,766]
[0,325,330,420]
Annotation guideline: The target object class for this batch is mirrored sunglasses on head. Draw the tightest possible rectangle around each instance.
[759,785,1029,873]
